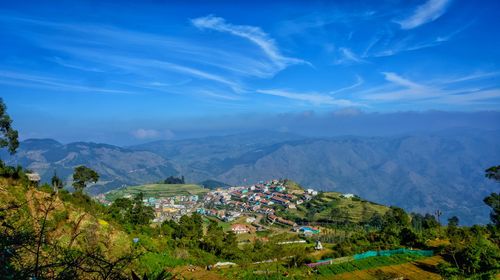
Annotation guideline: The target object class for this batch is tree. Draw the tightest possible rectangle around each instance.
[51,171,63,193]
[448,216,459,227]
[485,165,500,181]
[484,193,500,228]
[484,166,500,227]
[130,192,154,226]
[72,166,99,192]
[0,98,19,155]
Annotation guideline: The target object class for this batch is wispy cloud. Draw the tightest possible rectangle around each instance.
[361,71,500,105]
[132,128,174,140]
[335,48,367,65]
[0,70,132,94]
[257,89,363,107]
[382,72,426,89]
[396,0,452,30]
[191,15,310,73]
[329,75,364,94]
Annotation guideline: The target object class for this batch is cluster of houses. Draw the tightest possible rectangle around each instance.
[202,179,318,214]
[145,195,201,222]
[101,179,330,240]
[198,179,325,234]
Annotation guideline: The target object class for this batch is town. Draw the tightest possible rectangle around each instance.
[98,179,341,237]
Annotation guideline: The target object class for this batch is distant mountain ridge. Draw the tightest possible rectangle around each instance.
[0,138,177,194]
[2,129,499,225]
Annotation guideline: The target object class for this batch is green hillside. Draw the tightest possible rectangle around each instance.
[279,191,389,224]
[105,183,208,201]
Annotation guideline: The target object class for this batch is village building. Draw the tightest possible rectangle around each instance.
[231,224,249,234]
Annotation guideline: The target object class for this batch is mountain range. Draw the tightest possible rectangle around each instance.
[1,129,499,225]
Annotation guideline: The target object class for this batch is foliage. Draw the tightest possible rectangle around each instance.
[485,165,500,181]
[0,98,19,155]
[51,171,64,191]
[72,165,99,192]
[316,254,425,276]
[483,193,500,228]
[108,192,155,228]
[163,176,185,184]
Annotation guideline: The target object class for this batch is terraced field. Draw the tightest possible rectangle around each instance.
[105,183,209,201]
[286,192,389,223]
[326,256,444,280]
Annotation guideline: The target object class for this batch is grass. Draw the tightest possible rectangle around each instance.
[105,183,209,201]
[316,254,426,276]
[287,192,388,223]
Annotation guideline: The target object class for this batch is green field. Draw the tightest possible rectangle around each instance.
[284,192,388,224]
[105,183,209,201]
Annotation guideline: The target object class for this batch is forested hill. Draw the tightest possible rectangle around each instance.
[2,129,499,224]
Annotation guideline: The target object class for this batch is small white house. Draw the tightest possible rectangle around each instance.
[342,193,355,199]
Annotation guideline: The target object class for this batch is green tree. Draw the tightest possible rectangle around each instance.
[484,166,500,228]
[485,165,500,181]
[0,98,19,155]
[72,166,99,192]
[484,193,499,228]
[130,192,154,225]
[51,171,63,193]
[448,216,459,227]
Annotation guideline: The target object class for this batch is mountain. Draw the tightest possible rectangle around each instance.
[130,129,500,225]
[3,129,499,224]
[0,139,177,194]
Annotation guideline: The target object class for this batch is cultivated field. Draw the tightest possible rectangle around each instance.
[105,183,209,201]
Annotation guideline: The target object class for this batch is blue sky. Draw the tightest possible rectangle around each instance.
[1,0,499,144]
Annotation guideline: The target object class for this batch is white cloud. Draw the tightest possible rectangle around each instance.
[132,129,160,139]
[131,129,175,140]
[257,89,362,107]
[397,0,452,30]
[382,72,426,89]
[330,75,364,94]
[361,71,500,104]
[335,48,367,65]
[191,15,310,72]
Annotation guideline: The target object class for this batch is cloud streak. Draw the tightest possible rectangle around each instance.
[397,0,452,29]
[335,48,367,65]
[257,89,363,107]
[191,15,310,73]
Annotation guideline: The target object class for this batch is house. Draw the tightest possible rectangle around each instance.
[271,196,290,206]
[341,193,355,199]
[314,240,323,250]
[26,173,41,186]
[246,216,256,223]
[231,224,249,234]
[297,226,320,236]
[306,189,318,196]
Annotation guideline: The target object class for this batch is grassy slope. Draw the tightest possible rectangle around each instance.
[286,191,388,223]
[105,183,208,201]
[0,178,133,270]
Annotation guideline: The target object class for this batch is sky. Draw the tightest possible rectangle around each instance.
[1,0,500,145]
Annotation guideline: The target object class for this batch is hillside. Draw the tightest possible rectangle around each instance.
[280,192,389,224]
[5,129,500,224]
[0,139,178,194]
[132,129,500,225]
[105,183,209,201]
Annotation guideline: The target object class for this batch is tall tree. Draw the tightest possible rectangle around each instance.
[484,166,500,227]
[72,166,99,192]
[0,98,19,155]
[51,171,63,193]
